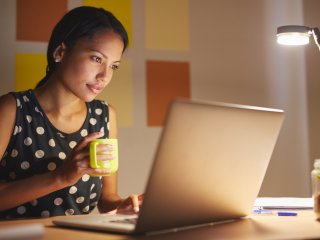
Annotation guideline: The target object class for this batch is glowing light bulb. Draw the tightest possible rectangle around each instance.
[277,32,310,45]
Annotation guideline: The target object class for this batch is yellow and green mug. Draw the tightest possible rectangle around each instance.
[89,138,118,176]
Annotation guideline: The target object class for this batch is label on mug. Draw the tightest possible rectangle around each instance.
[89,138,118,176]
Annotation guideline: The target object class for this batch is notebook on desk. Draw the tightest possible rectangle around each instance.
[53,99,284,235]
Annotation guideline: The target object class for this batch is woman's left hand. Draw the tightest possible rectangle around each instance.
[116,194,144,214]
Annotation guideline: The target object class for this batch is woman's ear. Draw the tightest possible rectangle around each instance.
[53,43,67,63]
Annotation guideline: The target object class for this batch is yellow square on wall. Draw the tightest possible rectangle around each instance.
[15,53,47,91]
[145,0,189,51]
[98,59,133,127]
[83,0,132,48]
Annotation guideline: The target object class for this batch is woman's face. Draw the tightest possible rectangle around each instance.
[55,30,124,102]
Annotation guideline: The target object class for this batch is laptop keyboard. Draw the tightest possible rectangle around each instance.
[110,217,138,225]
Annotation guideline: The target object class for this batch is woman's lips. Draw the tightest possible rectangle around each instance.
[87,84,102,94]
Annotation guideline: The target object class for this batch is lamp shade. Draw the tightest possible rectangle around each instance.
[277,25,311,45]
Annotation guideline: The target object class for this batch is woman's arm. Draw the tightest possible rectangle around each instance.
[98,105,123,212]
[0,94,109,211]
[98,105,143,213]
[0,94,63,211]
[0,94,16,161]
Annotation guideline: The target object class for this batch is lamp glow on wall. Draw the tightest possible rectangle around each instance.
[276,25,320,51]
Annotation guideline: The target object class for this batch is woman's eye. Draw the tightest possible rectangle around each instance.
[92,56,102,64]
[111,65,119,71]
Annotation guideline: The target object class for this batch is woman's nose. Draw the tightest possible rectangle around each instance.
[96,65,110,82]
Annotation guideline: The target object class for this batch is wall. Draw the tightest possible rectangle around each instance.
[304,0,320,179]
[1,0,319,198]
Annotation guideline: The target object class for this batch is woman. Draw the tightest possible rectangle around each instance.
[0,6,142,219]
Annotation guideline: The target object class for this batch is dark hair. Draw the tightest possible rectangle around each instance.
[36,6,128,88]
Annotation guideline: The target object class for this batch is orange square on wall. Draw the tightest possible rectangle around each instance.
[146,60,190,126]
[16,0,67,42]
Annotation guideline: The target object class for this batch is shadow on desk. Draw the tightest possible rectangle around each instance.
[47,218,265,240]
[130,218,269,240]
[131,211,320,240]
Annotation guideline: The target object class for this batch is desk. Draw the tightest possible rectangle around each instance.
[0,210,319,240]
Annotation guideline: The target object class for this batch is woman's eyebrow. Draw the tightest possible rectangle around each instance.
[90,48,107,57]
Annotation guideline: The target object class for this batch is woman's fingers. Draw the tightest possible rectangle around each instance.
[74,131,104,151]
[56,131,105,185]
[138,194,144,205]
[87,168,111,176]
[131,195,140,213]
[116,194,144,214]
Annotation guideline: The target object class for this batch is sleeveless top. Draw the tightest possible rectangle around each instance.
[0,90,109,219]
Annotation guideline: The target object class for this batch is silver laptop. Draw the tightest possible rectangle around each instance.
[53,99,284,234]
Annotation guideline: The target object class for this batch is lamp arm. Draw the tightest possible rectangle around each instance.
[311,27,320,51]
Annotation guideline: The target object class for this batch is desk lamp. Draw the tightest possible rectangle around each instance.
[276,25,320,51]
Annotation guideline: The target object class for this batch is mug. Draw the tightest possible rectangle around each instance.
[89,138,118,176]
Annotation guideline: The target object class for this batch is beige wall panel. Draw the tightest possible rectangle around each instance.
[145,0,189,51]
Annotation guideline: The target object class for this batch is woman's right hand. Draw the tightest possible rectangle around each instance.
[54,131,112,187]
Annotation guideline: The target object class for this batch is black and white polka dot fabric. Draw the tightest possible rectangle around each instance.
[0,90,109,219]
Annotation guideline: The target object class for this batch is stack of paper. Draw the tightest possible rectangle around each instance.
[254,197,314,209]
[0,223,44,240]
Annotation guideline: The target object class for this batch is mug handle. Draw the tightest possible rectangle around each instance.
[89,142,99,168]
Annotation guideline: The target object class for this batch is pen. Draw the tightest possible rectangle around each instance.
[277,211,298,216]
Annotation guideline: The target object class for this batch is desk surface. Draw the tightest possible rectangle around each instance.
[0,210,320,240]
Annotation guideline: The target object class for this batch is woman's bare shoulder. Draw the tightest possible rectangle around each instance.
[0,93,17,131]
[108,104,117,115]
[0,93,17,157]
[106,104,117,138]
[0,93,16,114]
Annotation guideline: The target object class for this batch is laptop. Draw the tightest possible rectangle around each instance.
[53,99,284,234]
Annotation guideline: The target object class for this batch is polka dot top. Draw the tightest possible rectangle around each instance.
[0,89,109,219]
